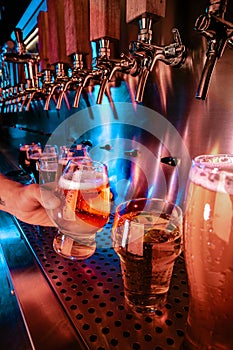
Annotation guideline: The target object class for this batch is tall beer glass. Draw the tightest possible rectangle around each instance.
[50,158,111,260]
[183,154,233,349]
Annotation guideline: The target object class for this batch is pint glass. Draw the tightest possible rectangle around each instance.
[112,198,183,313]
[183,154,233,349]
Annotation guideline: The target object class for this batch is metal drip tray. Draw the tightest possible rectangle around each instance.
[17,219,189,350]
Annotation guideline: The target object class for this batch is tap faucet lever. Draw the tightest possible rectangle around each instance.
[130,27,185,102]
[95,39,139,104]
[14,28,26,54]
[194,0,233,99]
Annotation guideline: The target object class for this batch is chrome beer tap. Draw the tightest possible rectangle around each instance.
[129,16,186,103]
[94,38,137,104]
[0,42,15,112]
[194,0,233,100]
[73,69,94,108]
[56,54,86,110]
[44,62,70,110]
[59,53,95,109]
[3,28,40,111]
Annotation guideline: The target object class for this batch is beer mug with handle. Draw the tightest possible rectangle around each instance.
[49,157,111,260]
[183,154,233,349]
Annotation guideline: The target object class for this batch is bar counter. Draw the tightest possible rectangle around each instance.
[0,145,189,349]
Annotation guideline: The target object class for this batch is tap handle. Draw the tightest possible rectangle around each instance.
[194,14,211,34]
[126,0,166,23]
[164,28,186,66]
[96,74,109,104]
[65,0,90,57]
[38,11,52,71]
[47,0,72,66]
[90,0,120,41]
[135,67,150,103]
[15,28,23,44]
[208,0,228,17]
[14,28,26,54]
[172,28,182,47]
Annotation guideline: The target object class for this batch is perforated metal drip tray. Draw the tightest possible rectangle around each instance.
[18,218,189,350]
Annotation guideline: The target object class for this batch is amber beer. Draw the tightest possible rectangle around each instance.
[184,155,233,349]
[56,158,69,181]
[55,170,110,236]
[112,198,183,312]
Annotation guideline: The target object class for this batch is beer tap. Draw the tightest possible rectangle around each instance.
[89,0,121,104]
[56,0,91,110]
[44,62,70,110]
[44,0,72,110]
[72,66,95,108]
[3,28,40,112]
[194,0,233,100]
[94,38,138,104]
[128,15,186,103]
[36,11,57,110]
[55,54,81,109]
[95,39,113,104]
[0,41,17,112]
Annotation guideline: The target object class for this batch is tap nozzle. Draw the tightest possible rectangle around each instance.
[194,0,233,99]
[130,27,185,102]
[95,39,137,104]
[73,71,94,108]
[44,63,70,110]
[56,55,86,110]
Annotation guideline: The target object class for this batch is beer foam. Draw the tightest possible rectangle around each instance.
[59,170,107,190]
[191,164,233,195]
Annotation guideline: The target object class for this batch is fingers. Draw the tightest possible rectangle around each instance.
[39,186,61,209]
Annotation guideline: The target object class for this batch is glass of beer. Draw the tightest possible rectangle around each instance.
[112,198,183,313]
[39,155,58,184]
[50,157,111,260]
[18,143,31,174]
[28,142,42,183]
[183,154,233,349]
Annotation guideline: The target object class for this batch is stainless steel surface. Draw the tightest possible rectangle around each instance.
[17,218,189,350]
[0,214,86,350]
[0,236,32,350]
[0,145,189,349]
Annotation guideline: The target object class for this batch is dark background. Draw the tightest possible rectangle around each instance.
[0,0,31,45]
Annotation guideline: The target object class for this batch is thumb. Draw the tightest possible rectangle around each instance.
[39,184,61,209]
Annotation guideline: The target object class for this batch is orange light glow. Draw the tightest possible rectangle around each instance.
[209,142,220,155]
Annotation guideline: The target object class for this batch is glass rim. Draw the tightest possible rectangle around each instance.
[66,157,107,169]
[115,197,182,216]
[193,154,233,171]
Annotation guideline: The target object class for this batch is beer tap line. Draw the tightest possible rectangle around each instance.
[2,0,233,111]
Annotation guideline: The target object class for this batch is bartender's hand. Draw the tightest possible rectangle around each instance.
[0,174,59,226]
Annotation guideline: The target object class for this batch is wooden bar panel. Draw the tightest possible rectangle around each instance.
[47,0,71,65]
[126,0,166,23]
[90,0,120,41]
[37,11,51,71]
[64,0,90,56]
